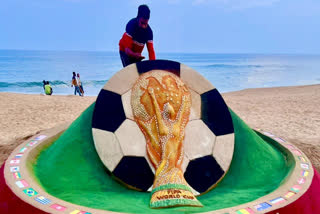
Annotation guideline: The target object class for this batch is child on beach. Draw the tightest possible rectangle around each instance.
[71,72,82,96]
[44,81,53,95]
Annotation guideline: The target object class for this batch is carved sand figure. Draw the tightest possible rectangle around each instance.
[131,70,202,208]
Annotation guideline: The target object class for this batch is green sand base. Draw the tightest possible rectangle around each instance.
[34,103,293,213]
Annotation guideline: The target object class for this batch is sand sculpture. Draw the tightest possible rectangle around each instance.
[0,60,319,214]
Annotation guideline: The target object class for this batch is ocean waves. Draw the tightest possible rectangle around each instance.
[0,80,108,89]
[203,64,264,69]
[1,50,320,95]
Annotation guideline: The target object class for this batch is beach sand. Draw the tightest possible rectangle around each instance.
[0,84,319,172]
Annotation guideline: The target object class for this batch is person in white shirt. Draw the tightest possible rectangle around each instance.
[77,73,84,95]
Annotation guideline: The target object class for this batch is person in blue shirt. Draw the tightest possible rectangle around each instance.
[119,5,156,67]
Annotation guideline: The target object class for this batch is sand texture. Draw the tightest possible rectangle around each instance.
[0,85,319,172]
[223,84,320,171]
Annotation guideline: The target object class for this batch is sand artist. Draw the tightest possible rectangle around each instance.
[131,70,202,208]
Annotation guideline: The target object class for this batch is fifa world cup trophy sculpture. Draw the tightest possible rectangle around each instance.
[131,70,202,208]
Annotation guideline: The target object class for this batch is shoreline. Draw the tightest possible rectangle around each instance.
[1,84,319,171]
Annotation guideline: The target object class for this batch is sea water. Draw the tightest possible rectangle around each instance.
[0,50,319,96]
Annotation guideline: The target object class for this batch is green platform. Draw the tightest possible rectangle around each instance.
[33,103,294,213]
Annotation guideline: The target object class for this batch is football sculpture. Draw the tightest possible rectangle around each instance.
[91,60,234,204]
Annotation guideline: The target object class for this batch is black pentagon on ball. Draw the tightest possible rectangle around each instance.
[136,60,180,77]
[184,155,225,193]
[112,156,154,191]
[92,89,126,132]
[201,89,234,136]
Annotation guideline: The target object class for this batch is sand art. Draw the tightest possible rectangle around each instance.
[1,60,319,214]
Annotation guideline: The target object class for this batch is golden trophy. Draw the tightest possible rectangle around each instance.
[131,70,203,208]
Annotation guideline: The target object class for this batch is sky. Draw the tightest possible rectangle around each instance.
[1,0,320,54]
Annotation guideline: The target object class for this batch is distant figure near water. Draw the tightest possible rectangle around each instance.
[77,73,84,95]
[44,81,53,95]
[42,80,46,90]
[71,72,82,96]
[119,4,156,67]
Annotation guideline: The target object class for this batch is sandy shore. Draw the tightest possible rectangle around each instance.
[1,85,319,172]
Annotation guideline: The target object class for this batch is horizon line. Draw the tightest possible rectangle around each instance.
[0,48,320,56]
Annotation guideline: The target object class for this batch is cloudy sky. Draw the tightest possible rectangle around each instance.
[1,0,320,53]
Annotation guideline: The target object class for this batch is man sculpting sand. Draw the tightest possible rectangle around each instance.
[119,5,156,67]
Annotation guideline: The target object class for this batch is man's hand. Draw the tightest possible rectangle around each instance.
[138,55,145,60]
[125,47,145,60]
[133,52,145,60]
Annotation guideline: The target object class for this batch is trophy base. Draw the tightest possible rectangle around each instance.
[150,183,203,208]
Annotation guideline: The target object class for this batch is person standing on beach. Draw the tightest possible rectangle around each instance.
[119,4,156,67]
[76,73,84,95]
[71,72,82,96]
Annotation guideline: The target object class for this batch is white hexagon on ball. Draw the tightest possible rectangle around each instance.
[115,119,154,173]
[189,89,201,121]
[184,120,216,160]
[212,133,235,171]
[121,90,134,120]
[92,128,123,171]
[115,119,146,157]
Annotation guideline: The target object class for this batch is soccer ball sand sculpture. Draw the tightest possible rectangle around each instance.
[92,68,234,208]
[1,60,320,214]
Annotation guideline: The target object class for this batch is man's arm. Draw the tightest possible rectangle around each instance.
[147,41,155,60]
[121,33,144,59]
